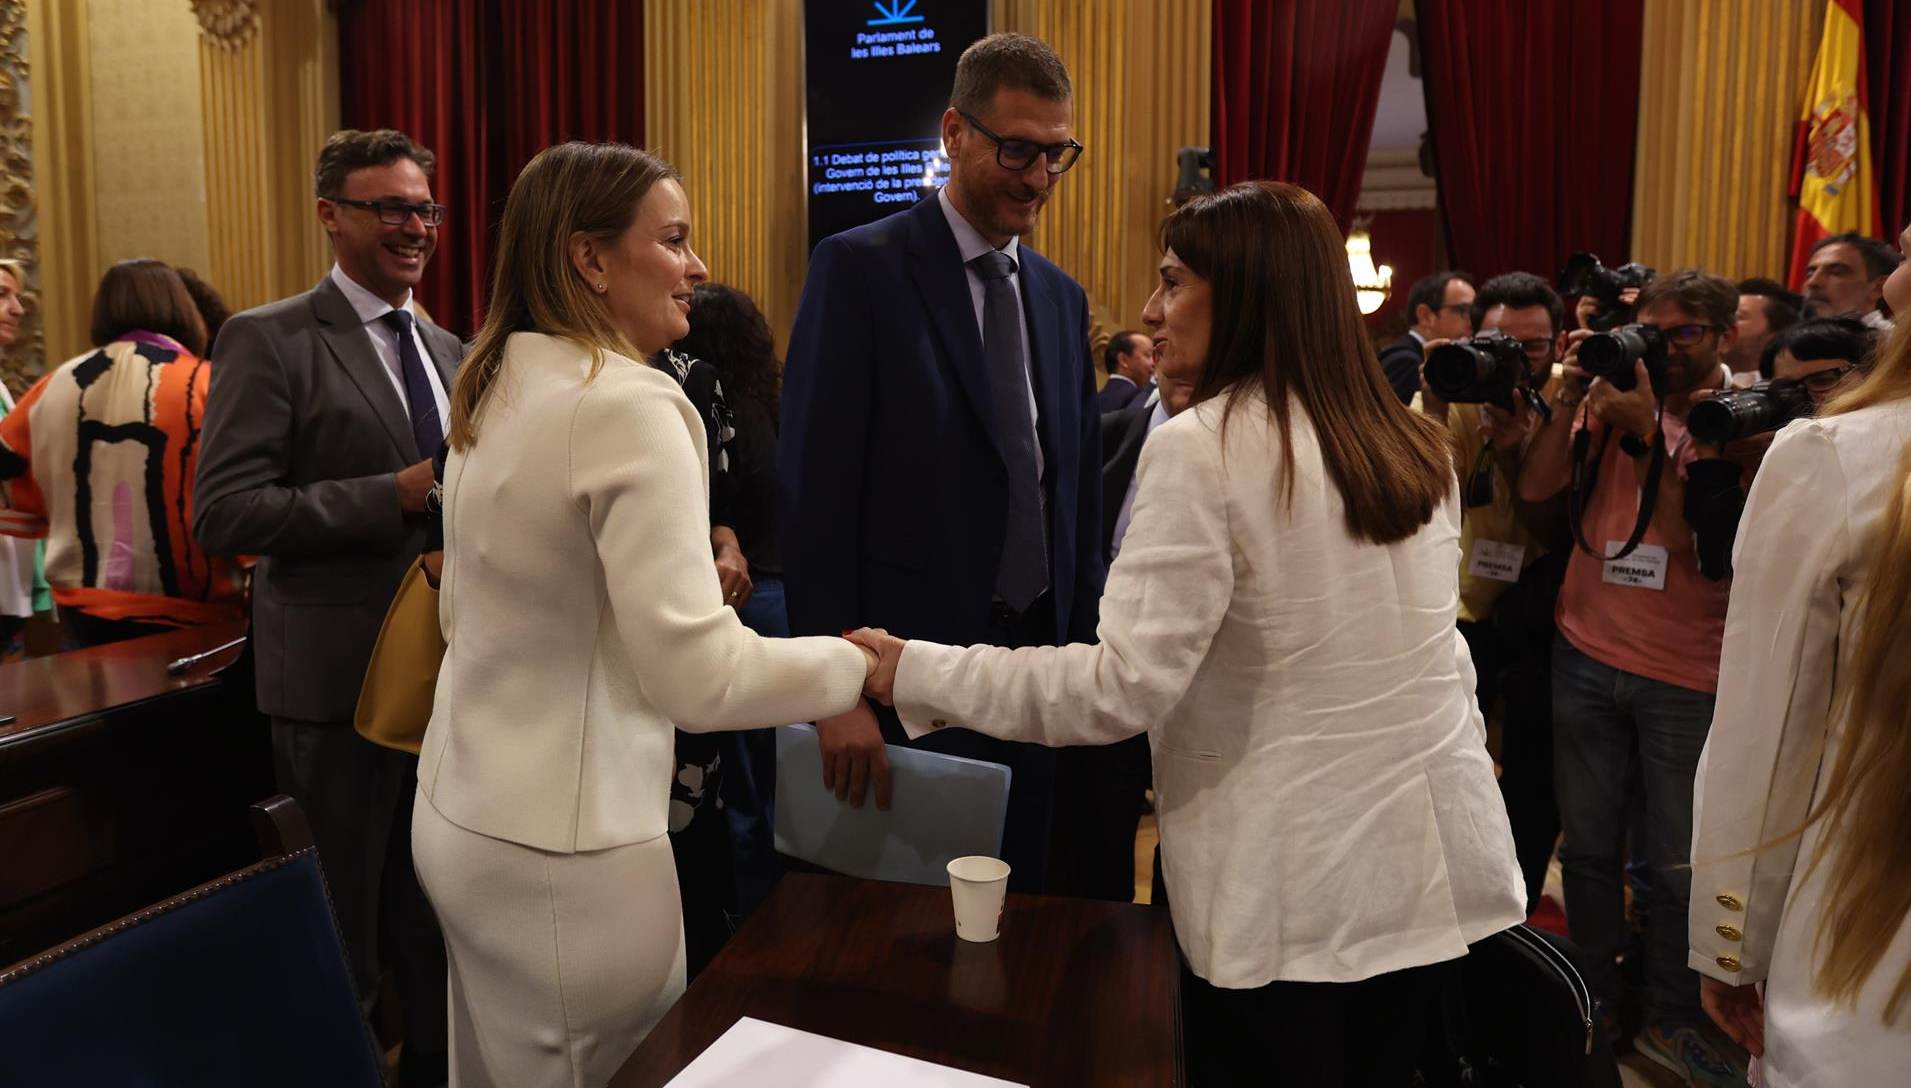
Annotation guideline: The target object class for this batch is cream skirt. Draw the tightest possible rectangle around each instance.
[411,786,686,1088]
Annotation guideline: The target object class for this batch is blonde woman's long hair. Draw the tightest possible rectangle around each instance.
[1798,316,1911,1020]
[447,142,678,450]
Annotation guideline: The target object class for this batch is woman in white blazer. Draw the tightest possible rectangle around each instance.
[1689,227,1911,1087]
[857,181,1524,1086]
[411,143,877,1088]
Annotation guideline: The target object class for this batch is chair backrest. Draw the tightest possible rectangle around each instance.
[774,724,1011,886]
[0,796,383,1087]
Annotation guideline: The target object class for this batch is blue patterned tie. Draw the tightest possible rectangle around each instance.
[380,309,443,461]
[968,250,1047,612]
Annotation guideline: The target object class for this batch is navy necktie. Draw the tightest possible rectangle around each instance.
[380,309,443,461]
[968,250,1048,612]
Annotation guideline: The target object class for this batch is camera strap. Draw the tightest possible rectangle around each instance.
[1566,400,1668,563]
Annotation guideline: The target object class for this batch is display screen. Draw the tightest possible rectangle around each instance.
[804,0,990,250]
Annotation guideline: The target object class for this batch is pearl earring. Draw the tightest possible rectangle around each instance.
[595,282,607,292]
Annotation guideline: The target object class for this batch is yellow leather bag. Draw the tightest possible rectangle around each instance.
[354,557,444,755]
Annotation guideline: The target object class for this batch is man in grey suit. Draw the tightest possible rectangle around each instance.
[194,129,458,1087]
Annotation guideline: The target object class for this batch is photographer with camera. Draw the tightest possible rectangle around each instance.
[1518,269,1754,1081]
[1419,271,1567,912]
[1678,317,1877,584]
[1564,251,1655,333]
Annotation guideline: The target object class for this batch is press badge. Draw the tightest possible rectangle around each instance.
[1601,543,1669,590]
[1467,540,1525,583]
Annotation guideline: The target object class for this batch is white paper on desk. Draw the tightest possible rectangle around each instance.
[663,1017,1026,1087]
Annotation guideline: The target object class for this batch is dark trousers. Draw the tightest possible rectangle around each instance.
[883,598,1057,894]
[272,718,447,1086]
[1049,736,1148,901]
[1459,552,1565,914]
[1551,638,1714,1029]
[1182,958,1452,1086]
[724,575,791,917]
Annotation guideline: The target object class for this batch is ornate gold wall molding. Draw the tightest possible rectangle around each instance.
[0,0,40,393]
[646,0,806,350]
[24,0,98,385]
[190,0,261,50]
[1630,0,1824,279]
[198,0,337,314]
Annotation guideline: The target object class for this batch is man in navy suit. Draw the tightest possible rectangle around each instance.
[781,33,1103,894]
[1098,330,1155,412]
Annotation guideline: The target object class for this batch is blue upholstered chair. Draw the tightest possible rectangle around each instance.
[0,795,384,1087]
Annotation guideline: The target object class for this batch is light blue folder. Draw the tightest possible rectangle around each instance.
[773,723,1012,887]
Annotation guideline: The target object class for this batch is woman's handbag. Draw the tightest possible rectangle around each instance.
[354,556,444,755]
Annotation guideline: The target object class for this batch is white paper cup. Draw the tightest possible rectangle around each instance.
[946,855,1011,942]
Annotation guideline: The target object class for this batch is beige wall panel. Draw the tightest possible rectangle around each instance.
[88,0,210,275]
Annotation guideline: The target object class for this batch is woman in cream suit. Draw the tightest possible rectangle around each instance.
[411,143,877,1088]
[1689,224,1911,1086]
[858,181,1525,1087]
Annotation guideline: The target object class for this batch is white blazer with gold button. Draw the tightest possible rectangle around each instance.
[895,387,1525,989]
[1690,399,1911,1086]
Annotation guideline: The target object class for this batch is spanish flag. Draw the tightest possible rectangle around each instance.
[1788,0,1880,288]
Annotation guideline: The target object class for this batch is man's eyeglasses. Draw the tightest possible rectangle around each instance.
[957,110,1083,174]
[331,198,448,227]
[1795,363,1858,392]
[1514,337,1556,360]
[1661,322,1726,349]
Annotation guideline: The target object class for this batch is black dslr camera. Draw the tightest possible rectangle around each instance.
[1560,252,1656,331]
[1424,330,1549,418]
[1687,380,1814,445]
[1579,324,1668,393]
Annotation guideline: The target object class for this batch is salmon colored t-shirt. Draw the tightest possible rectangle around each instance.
[1555,409,1733,694]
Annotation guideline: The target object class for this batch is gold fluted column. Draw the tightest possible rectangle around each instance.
[25,0,98,379]
[646,0,806,349]
[197,0,337,314]
[993,0,1210,341]
[1630,0,1824,279]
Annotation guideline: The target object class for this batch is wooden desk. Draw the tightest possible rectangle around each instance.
[614,872,1182,1087]
[0,622,270,963]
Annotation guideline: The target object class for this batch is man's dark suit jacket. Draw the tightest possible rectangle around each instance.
[1098,375,1143,413]
[779,194,1104,652]
[194,275,461,724]
[1099,398,1151,563]
[1377,331,1426,405]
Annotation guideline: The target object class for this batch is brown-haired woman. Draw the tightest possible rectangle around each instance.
[410,142,878,1087]
[0,258,244,647]
[853,181,1524,1085]
[1689,221,1911,1085]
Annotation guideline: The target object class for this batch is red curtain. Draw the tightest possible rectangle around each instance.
[1866,0,1911,234]
[1417,0,1645,282]
[336,0,644,337]
[1210,0,1398,233]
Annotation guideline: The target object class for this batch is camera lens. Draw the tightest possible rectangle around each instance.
[1424,343,1490,403]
